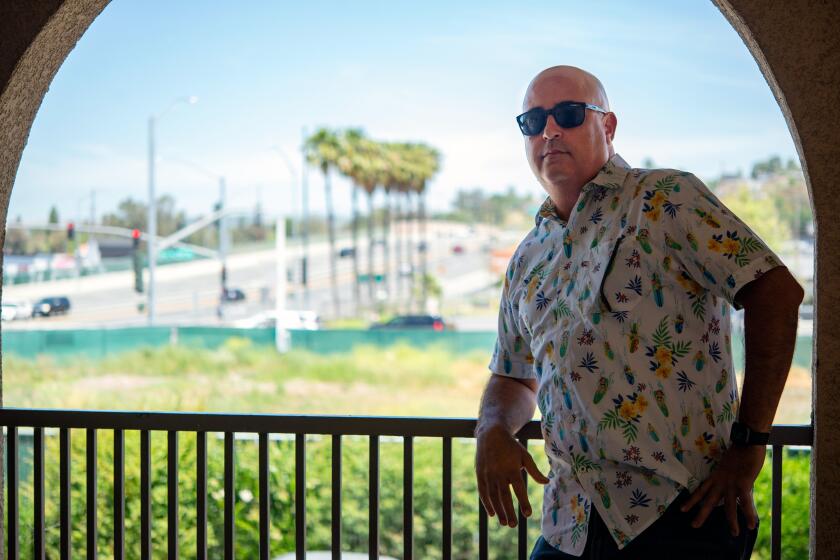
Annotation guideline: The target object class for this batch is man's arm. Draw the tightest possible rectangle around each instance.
[475,374,549,528]
[682,266,803,534]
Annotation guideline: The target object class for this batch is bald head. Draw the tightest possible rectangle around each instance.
[519,65,617,220]
[523,66,610,112]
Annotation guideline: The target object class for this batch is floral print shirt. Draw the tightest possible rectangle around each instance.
[489,154,782,554]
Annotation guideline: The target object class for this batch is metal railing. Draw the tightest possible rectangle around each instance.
[0,408,812,560]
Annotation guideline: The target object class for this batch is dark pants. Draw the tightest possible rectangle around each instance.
[530,492,758,560]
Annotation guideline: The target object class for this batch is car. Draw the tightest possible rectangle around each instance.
[338,247,356,258]
[221,288,246,302]
[452,244,465,254]
[33,296,71,317]
[398,263,413,277]
[233,310,320,330]
[369,314,448,331]
[1,300,33,321]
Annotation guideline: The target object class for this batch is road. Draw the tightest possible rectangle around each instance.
[2,222,516,329]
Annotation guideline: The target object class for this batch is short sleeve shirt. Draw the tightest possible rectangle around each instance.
[488,154,783,554]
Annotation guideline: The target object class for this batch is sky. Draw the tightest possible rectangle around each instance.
[10,0,799,225]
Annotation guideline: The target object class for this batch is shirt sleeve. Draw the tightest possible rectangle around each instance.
[654,173,784,309]
[488,251,536,379]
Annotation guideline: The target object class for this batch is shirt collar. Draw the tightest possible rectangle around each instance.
[534,153,631,226]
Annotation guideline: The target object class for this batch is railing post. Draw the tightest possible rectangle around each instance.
[114,430,125,560]
[34,427,45,560]
[295,433,306,560]
[259,432,271,560]
[87,429,98,560]
[7,425,18,560]
[168,431,179,559]
[331,435,342,560]
[60,428,71,560]
[442,436,452,560]
[771,445,783,560]
[369,435,380,560]
[225,432,236,560]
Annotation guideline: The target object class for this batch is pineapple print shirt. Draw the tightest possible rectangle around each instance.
[489,154,783,554]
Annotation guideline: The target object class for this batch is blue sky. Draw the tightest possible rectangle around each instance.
[10,0,798,225]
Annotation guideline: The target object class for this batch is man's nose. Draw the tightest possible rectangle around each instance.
[542,114,563,139]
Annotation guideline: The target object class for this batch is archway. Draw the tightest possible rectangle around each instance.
[0,1,837,557]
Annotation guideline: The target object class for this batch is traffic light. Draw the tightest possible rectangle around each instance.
[131,228,143,293]
[66,222,75,241]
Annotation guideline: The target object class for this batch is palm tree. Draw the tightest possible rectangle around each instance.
[402,143,441,311]
[380,142,407,306]
[355,137,386,306]
[335,128,366,314]
[304,128,342,318]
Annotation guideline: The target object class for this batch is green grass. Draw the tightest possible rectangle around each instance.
[3,338,491,416]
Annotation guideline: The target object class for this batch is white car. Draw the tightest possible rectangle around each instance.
[234,310,320,330]
[1,301,33,321]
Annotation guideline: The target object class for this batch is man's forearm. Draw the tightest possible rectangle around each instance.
[736,269,803,432]
[476,375,538,437]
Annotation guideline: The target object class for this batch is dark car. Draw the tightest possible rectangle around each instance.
[34,296,71,317]
[338,247,356,258]
[221,288,246,302]
[370,314,448,331]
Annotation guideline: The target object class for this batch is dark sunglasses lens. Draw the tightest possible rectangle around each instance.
[553,104,586,128]
[519,109,547,135]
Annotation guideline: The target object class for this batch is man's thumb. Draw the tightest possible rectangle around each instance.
[522,451,550,484]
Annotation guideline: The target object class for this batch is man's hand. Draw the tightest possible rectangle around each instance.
[475,424,550,528]
[681,445,765,535]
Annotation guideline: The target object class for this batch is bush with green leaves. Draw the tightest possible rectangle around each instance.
[6,431,809,559]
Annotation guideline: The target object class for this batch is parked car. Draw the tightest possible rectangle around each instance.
[452,244,465,254]
[221,288,246,302]
[233,310,320,330]
[1,300,33,321]
[338,247,356,258]
[369,314,448,331]
[33,296,71,317]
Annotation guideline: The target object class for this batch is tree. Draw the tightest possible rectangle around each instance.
[304,128,342,317]
[335,128,367,311]
[721,184,789,252]
[48,206,59,224]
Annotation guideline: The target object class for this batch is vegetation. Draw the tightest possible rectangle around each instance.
[4,339,812,558]
[304,128,441,316]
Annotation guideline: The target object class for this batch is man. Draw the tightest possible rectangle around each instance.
[475,66,803,559]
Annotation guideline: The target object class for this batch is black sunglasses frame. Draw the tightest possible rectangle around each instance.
[516,101,608,136]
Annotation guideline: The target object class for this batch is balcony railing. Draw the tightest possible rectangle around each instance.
[0,408,812,560]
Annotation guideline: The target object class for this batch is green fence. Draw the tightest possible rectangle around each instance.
[0,326,812,370]
[0,327,500,360]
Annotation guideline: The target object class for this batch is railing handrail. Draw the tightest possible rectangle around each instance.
[0,407,814,445]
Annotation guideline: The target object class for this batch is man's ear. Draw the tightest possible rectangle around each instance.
[604,112,618,144]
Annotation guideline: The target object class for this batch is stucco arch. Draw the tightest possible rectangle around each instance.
[0,1,837,557]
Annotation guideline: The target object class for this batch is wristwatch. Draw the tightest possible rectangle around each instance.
[730,421,770,446]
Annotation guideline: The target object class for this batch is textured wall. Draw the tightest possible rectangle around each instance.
[714,2,840,558]
[0,0,109,550]
[0,1,837,558]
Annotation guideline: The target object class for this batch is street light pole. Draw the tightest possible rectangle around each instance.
[146,96,197,325]
[147,115,157,323]
[275,208,289,352]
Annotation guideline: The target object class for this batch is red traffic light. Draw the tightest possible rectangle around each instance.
[66,222,75,240]
[131,228,141,239]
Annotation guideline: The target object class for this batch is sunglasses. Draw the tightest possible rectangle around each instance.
[516,101,608,136]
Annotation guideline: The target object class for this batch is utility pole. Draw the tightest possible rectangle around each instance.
[275,211,289,352]
[147,115,158,323]
[301,127,310,309]
[219,177,229,312]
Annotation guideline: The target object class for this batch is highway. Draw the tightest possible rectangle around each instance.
[2,222,515,329]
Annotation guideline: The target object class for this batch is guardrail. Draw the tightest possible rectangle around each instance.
[0,409,812,560]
